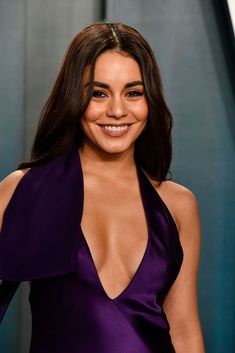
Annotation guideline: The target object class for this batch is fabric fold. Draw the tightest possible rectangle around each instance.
[0,147,83,281]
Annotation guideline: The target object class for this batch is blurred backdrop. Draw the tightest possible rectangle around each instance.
[0,0,234,352]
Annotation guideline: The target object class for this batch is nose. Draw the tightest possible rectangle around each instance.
[106,96,128,119]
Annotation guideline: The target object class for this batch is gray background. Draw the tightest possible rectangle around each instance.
[0,0,234,352]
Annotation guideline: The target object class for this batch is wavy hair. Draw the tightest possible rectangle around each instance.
[18,22,173,183]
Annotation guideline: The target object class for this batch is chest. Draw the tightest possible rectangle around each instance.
[80,174,149,299]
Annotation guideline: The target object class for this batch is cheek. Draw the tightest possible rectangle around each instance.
[81,103,104,123]
[80,106,100,134]
[132,102,148,120]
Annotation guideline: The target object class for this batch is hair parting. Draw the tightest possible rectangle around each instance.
[109,23,121,47]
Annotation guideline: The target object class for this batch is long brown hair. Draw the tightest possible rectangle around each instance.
[18,22,173,183]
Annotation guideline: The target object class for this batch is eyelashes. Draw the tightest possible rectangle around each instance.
[92,90,107,98]
[92,90,144,99]
[126,91,144,97]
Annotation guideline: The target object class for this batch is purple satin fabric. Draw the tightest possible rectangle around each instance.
[0,146,183,353]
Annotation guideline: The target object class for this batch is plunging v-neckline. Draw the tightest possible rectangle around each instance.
[76,150,151,302]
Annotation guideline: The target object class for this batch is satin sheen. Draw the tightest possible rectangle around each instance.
[0,146,183,353]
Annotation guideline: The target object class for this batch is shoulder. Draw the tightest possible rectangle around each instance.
[149,178,200,237]
[161,180,199,214]
[0,169,30,232]
[155,180,201,261]
[0,169,31,194]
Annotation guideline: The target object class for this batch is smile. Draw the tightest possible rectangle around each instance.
[103,125,129,132]
[98,124,131,137]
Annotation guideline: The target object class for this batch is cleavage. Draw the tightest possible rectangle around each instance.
[80,173,148,300]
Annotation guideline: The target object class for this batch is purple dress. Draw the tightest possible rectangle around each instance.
[0,146,183,353]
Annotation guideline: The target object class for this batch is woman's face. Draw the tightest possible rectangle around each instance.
[80,51,148,155]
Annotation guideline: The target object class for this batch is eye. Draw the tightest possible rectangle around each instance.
[126,90,144,98]
[92,90,107,98]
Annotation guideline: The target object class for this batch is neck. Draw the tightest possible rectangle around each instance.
[78,142,137,178]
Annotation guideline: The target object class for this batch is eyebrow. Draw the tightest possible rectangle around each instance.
[84,80,144,89]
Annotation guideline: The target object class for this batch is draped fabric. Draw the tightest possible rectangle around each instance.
[0,147,183,353]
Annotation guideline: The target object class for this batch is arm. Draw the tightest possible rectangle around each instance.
[0,169,30,233]
[163,187,205,353]
[0,170,30,323]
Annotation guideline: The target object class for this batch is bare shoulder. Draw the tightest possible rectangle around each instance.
[0,168,30,193]
[0,168,30,231]
[160,180,199,211]
[149,178,200,236]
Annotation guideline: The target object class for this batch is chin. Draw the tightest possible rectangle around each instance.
[97,142,133,155]
[100,147,129,155]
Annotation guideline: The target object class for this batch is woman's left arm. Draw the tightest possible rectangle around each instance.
[163,187,206,353]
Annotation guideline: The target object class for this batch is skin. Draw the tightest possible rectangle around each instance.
[0,51,205,352]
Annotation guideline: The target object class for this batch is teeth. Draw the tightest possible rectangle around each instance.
[103,125,129,132]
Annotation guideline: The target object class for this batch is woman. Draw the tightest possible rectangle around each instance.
[0,22,205,352]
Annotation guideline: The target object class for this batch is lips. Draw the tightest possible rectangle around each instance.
[98,124,131,136]
[103,125,129,132]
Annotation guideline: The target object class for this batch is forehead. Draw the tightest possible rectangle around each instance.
[83,51,142,83]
